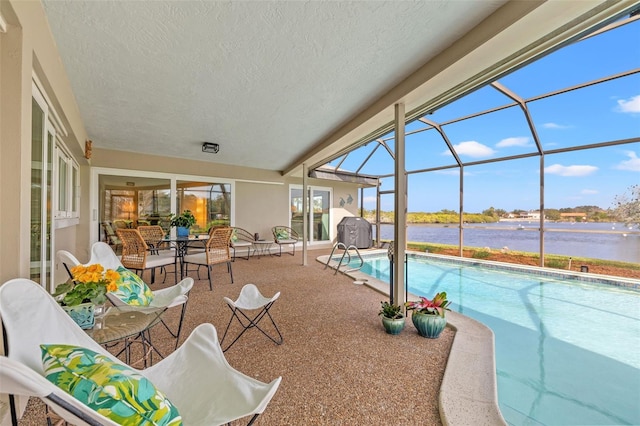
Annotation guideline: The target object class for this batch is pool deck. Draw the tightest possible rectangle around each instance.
[319,251,507,426]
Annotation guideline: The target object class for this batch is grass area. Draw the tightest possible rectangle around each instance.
[401,241,640,276]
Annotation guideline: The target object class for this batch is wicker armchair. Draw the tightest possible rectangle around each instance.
[271,226,299,256]
[183,227,234,290]
[137,225,169,255]
[230,227,255,260]
[116,228,177,284]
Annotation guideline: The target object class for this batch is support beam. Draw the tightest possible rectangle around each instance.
[393,103,406,308]
[302,163,308,266]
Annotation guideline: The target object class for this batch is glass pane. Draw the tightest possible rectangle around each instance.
[290,187,304,237]
[312,189,330,242]
[71,165,78,213]
[177,181,231,233]
[30,98,44,283]
[58,155,67,212]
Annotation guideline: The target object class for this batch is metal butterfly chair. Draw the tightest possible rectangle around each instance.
[0,278,281,426]
[220,283,283,352]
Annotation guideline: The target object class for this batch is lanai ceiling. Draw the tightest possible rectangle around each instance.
[40,1,632,176]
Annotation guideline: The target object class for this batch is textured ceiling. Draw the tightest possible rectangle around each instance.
[40,0,506,172]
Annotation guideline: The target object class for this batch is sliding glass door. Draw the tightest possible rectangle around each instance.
[290,186,331,243]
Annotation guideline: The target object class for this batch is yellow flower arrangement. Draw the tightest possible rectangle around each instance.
[54,264,121,306]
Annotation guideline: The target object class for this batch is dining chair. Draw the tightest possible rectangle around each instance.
[0,278,281,426]
[101,221,122,253]
[137,225,170,255]
[116,228,177,284]
[183,227,234,290]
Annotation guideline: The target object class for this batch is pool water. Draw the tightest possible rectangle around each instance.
[358,255,640,425]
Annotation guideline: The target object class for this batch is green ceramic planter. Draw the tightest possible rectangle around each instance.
[381,316,405,335]
[411,311,446,338]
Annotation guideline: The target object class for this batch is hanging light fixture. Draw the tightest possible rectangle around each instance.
[202,142,220,154]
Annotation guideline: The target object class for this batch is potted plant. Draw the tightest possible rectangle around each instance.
[378,301,405,335]
[53,264,120,329]
[405,291,451,338]
[170,210,196,237]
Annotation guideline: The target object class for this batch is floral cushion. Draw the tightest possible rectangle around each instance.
[231,229,238,243]
[275,229,289,240]
[109,266,154,306]
[41,344,181,426]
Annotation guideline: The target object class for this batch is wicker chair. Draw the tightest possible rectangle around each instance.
[116,228,177,284]
[271,226,299,256]
[183,227,234,290]
[137,225,170,255]
[230,227,255,260]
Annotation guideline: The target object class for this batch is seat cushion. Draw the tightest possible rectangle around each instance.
[41,344,181,426]
[109,266,154,306]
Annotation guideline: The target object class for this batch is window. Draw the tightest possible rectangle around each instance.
[54,144,79,218]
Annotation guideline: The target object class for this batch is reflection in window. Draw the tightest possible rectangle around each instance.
[176,182,231,233]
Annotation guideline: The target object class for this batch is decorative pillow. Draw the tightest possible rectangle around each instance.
[275,229,289,240]
[41,344,181,426]
[231,229,238,243]
[110,266,154,306]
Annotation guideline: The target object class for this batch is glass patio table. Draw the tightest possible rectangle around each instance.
[86,305,166,366]
[161,234,209,277]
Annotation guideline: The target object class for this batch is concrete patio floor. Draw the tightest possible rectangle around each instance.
[16,247,501,425]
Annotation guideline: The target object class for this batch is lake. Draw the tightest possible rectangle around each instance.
[375,222,640,264]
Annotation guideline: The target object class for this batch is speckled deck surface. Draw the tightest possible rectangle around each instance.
[17,248,454,425]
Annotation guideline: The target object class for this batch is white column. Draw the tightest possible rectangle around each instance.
[393,103,406,307]
[302,163,308,266]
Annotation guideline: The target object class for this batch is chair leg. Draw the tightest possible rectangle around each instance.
[228,261,234,283]
[207,265,213,291]
[220,303,283,352]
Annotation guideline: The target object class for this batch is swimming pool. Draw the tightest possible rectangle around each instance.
[355,253,640,425]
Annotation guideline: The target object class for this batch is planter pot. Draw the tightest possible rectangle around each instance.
[381,316,405,335]
[411,311,446,338]
[62,302,95,329]
[177,226,190,237]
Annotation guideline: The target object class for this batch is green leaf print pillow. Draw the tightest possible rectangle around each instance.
[110,266,154,306]
[41,344,181,426]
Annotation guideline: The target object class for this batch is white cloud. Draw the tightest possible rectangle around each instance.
[542,122,570,129]
[444,141,495,158]
[496,136,531,148]
[614,150,640,172]
[581,189,598,195]
[616,94,640,113]
[544,164,598,177]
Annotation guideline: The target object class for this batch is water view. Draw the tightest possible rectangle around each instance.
[376,222,639,264]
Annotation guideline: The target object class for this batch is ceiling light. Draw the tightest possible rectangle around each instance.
[202,142,219,154]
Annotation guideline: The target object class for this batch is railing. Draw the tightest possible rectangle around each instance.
[325,242,364,275]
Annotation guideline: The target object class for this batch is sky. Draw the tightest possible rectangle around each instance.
[331,16,640,214]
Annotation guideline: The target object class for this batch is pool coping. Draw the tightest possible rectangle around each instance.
[317,251,508,426]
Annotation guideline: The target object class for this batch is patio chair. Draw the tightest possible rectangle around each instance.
[116,228,177,284]
[137,224,170,255]
[230,226,255,260]
[57,242,193,349]
[183,227,234,290]
[101,221,122,253]
[0,278,281,426]
[220,283,283,352]
[271,225,299,256]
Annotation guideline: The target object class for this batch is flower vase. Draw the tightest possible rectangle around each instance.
[62,302,95,329]
[411,311,446,338]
